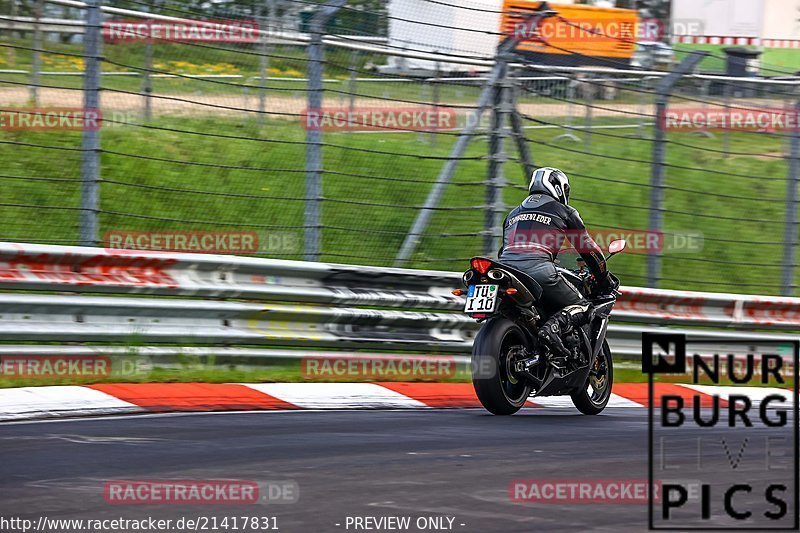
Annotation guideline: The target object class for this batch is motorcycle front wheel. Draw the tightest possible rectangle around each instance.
[471,317,532,415]
[571,340,613,415]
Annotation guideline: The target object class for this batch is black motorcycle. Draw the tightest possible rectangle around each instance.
[459,240,626,415]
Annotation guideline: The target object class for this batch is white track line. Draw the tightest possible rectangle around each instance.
[529,392,644,409]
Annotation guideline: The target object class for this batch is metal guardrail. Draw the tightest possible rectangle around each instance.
[0,242,799,361]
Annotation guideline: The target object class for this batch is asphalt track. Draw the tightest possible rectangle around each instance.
[0,408,796,533]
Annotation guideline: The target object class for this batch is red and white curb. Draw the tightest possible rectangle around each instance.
[671,35,800,48]
[0,382,793,421]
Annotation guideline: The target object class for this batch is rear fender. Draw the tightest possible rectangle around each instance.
[503,271,536,307]
[462,259,541,310]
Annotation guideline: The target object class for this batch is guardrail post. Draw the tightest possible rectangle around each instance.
[781,96,800,296]
[305,0,346,261]
[79,0,103,246]
[29,0,43,105]
[647,52,707,288]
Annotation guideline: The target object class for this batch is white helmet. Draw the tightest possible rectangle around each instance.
[528,167,570,205]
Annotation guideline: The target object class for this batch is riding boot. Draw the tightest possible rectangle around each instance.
[538,304,594,367]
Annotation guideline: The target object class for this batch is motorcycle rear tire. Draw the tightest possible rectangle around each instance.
[472,317,532,415]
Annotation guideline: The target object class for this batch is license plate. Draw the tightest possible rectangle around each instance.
[464,284,499,313]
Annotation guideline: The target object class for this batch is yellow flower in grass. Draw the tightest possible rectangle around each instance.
[213,63,239,74]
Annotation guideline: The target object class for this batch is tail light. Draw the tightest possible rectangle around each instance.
[506,288,518,295]
[471,258,492,274]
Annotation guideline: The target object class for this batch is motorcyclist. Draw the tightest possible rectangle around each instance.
[498,167,617,366]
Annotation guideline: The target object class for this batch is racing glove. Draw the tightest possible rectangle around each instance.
[595,272,620,294]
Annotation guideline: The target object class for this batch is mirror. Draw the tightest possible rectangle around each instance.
[608,239,627,255]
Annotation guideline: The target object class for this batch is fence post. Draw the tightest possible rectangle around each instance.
[646,52,707,288]
[257,0,270,128]
[29,0,44,105]
[394,61,506,266]
[583,75,593,149]
[347,49,358,118]
[79,0,103,246]
[305,0,346,261]
[633,76,652,139]
[485,63,509,255]
[509,78,534,181]
[554,78,579,143]
[722,81,731,158]
[430,60,440,147]
[142,40,153,121]
[7,0,15,65]
[781,96,800,296]
[394,8,555,266]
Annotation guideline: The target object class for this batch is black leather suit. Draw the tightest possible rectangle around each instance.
[498,193,608,361]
